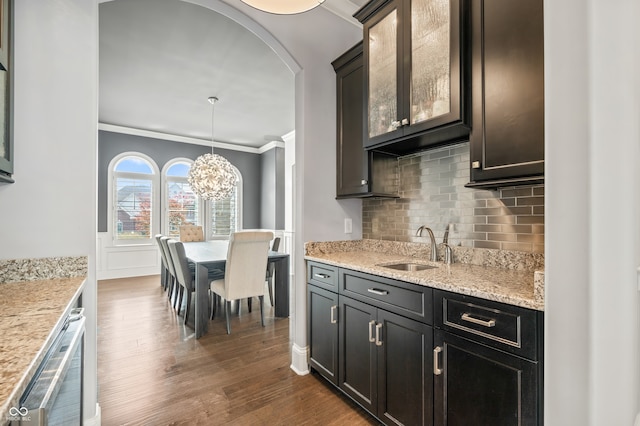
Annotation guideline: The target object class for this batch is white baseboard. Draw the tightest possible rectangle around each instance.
[634,412,640,426]
[83,403,101,426]
[290,343,310,375]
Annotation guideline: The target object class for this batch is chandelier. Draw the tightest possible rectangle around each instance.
[188,97,236,201]
[240,0,325,14]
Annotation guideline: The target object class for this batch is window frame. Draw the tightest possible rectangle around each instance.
[108,152,160,246]
[205,165,243,240]
[161,158,202,239]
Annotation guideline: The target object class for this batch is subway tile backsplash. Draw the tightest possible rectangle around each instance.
[362,142,544,254]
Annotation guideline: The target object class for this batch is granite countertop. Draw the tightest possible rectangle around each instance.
[0,277,85,423]
[305,239,544,311]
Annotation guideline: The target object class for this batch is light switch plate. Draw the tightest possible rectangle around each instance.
[344,218,352,234]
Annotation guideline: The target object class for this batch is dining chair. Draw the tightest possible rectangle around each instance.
[209,230,274,334]
[168,240,225,325]
[160,236,180,310]
[154,234,169,291]
[265,236,281,307]
[179,225,204,242]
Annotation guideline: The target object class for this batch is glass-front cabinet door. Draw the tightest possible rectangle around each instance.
[358,0,469,152]
[365,1,402,142]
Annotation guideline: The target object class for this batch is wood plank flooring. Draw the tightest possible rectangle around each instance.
[97,275,378,425]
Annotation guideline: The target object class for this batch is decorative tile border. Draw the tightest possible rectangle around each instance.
[0,256,88,284]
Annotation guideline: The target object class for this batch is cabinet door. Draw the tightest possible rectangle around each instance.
[308,285,339,385]
[339,296,378,414]
[434,330,539,426]
[335,43,368,197]
[363,0,404,146]
[467,0,544,187]
[377,309,433,426]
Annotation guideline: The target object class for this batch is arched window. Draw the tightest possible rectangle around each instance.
[162,159,200,238]
[109,153,159,243]
[207,166,243,239]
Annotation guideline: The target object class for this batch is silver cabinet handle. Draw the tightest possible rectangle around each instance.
[330,305,337,324]
[472,161,481,169]
[391,120,401,129]
[461,313,496,328]
[368,320,376,343]
[433,346,443,375]
[375,323,383,346]
[361,179,368,186]
[314,273,330,279]
[367,288,389,296]
[401,118,409,126]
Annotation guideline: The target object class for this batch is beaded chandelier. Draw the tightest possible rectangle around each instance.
[188,97,236,201]
[240,0,325,14]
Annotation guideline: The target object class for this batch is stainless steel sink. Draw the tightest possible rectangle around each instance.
[380,263,438,272]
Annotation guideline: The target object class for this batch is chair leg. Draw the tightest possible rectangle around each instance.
[248,297,252,313]
[259,295,264,327]
[267,276,274,307]
[184,290,191,325]
[177,286,184,315]
[225,300,232,334]
[210,292,216,320]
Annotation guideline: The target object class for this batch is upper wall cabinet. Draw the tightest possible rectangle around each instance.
[355,0,470,156]
[465,0,544,188]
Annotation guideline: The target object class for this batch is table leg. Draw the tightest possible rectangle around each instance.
[274,257,289,318]
[195,263,209,339]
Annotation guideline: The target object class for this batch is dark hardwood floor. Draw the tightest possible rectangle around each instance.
[97,275,378,425]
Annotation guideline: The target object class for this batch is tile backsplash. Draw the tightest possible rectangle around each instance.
[363,142,544,254]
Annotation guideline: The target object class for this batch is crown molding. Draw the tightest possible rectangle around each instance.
[97,123,282,154]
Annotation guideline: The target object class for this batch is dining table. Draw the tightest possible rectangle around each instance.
[184,240,290,339]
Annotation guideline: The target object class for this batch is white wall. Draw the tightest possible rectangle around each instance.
[0,0,99,423]
[545,0,640,423]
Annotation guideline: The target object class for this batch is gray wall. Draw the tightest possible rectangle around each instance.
[98,130,266,232]
[260,147,285,229]
[363,142,544,253]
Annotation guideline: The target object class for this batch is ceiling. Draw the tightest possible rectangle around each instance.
[99,0,367,150]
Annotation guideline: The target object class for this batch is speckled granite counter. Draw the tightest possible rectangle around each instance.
[0,256,86,424]
[305,239,544,311]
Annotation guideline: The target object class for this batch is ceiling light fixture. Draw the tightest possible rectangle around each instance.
[240,0,325,15]
[188,97,236,201]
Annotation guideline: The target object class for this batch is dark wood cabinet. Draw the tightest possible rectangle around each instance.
[307,261,433,425]
[339,295,433,425]
[308,284,339,385]
[433,330,539,425]
[433,290,543,425]
[332,43,398,199]
[354,0,470,155]
[466,0,544,188]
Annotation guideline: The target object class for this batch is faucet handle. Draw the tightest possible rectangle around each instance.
[443,223,452,244]
[442,243,453,265]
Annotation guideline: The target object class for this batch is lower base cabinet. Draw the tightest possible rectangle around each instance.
[339,296,433,425]
[307,261,543,426]
[433,330,539,425]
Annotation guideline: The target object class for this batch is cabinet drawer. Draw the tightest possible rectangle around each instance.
[434,290,542,361]
[307,261,339,291]
[340,268,432,325]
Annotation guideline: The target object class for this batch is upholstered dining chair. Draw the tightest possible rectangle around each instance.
[154,234,169,291]
[168,239,225,325]
[209,230,274,334]
[179,225,204,242]
[160,236,180,309]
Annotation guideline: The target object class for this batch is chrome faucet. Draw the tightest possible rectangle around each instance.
[416,225,438,262]
[442,223,453,265]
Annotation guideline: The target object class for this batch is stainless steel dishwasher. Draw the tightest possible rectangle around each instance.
[12,308,85,426]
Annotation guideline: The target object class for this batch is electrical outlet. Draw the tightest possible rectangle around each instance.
[344,218,352,234]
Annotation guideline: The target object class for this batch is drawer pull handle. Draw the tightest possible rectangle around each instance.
[461,313,496,328]
[368,320,376,343]
[375,323,383,346]
[314,273,330,279]
[433,346,443,375]
[367,288,389,296]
